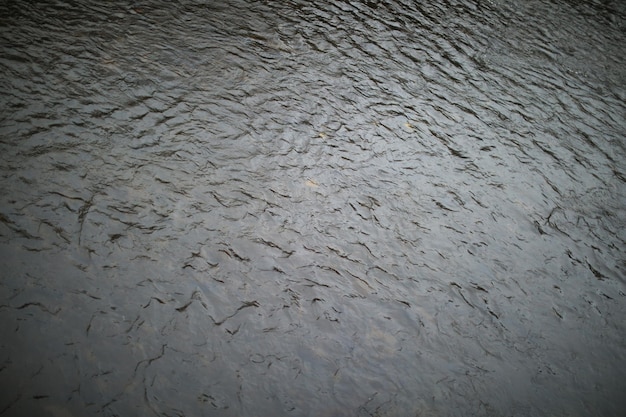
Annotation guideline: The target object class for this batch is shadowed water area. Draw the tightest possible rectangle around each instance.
[1,0,625,416]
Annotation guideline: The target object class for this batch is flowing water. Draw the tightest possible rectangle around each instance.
[1,0,625,416]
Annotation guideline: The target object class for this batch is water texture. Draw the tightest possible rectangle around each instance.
[1,0,625,416]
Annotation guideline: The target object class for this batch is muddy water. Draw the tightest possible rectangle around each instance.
[1,0,625,416]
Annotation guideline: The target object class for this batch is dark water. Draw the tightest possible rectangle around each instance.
[1,0,625,416]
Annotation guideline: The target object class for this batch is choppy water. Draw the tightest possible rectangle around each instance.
[1,0,625,416]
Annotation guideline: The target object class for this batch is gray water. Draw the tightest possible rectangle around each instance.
[1,0,625,416]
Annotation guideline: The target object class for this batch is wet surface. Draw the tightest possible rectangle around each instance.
[1,0,625,416]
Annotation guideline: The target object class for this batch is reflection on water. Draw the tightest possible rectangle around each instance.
[1,0,625,416]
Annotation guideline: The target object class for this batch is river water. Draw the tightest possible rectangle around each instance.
[1,0,625,416]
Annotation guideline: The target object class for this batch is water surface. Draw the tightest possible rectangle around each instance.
[1,0,625,416]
